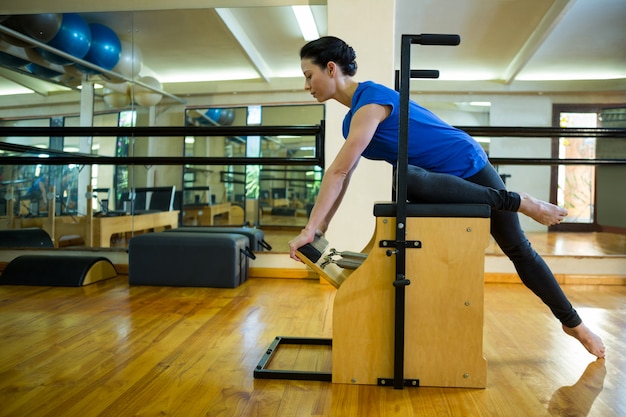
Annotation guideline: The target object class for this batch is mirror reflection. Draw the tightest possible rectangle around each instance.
[1,8,330,251]
[182,104,323,228]
[1,103,324,249]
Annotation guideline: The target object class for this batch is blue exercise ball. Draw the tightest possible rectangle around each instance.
[75,23,121,74]
[16,13,62,43]
[39,13,91,65]
[26,63,64,79]
[204,108,222,124]
[218,108,235,126]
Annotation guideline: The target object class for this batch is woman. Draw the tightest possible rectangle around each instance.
[24,176,48,208]
[288,36,605,359]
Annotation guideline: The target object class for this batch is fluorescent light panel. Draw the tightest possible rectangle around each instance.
[292,6,319,41]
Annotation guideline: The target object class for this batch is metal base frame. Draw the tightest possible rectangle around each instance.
[254,336,332,382]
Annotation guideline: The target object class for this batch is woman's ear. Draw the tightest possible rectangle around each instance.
[327,61,337,77]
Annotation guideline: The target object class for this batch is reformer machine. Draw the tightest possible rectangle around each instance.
[255,34,491,389]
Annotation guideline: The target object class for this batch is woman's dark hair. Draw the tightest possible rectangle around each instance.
[300,36,357,76]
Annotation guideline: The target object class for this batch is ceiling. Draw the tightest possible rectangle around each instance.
[0,0,624,103]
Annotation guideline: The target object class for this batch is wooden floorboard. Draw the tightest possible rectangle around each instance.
[0,275,624,417]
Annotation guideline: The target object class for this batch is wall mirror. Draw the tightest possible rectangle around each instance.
[0,8,327,251]
[183,104,324,229]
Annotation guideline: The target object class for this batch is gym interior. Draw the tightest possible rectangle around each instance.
[0,1,625,416]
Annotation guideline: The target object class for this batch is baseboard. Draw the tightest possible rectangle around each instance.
[2,262,622,286]
[251,268,626,286]
[480,272,625,286]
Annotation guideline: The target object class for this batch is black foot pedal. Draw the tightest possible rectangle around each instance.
[296,236,345,288]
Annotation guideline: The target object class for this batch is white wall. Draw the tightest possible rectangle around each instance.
[488,96,553,232]
[324,0,395,252]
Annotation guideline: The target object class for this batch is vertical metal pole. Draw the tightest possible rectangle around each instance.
[78,77,94,217]
[393,34,412,390]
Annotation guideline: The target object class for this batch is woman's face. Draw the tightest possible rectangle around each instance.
[301,58,334,102]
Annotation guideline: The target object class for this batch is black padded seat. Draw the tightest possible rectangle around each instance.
[373,203,490,218]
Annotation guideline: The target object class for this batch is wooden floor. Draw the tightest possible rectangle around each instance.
[0,274,624,417]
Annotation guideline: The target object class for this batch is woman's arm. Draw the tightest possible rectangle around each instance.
[289,103,391,260]
[38,180,48,204]
[317,158,357,234]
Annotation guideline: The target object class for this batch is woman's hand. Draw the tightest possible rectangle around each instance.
[288,228,320,262]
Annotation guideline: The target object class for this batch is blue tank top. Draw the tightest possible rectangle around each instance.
[342,81,487,178]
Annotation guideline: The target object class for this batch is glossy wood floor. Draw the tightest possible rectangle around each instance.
[0,274,624,417]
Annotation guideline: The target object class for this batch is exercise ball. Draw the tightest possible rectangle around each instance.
[39,13,91,65]
[103,82,130,108]
[111,40,142,79]
[104,81,129,94]
[218,108,235,126]
[133,76,162,107]
[75,23,121,74]
[104,93,131,108]
[26,62,63,79]
[16,13,62,43]
[0,16,33,47]
[204,108,222,124]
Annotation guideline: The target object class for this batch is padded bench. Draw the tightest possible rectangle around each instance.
[0,228,53,248]
[164,226,271,251]
[128,231,254,288]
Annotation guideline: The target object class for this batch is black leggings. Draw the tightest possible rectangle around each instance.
[403,164,581,328]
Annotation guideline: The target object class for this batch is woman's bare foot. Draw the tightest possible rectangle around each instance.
[518,192,568,226]
[563,323,606,358]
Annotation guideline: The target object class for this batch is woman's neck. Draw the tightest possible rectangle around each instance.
[334,79,359,108]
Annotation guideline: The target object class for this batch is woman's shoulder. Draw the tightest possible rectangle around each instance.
[358,81,394,93]
[355,81,397,103]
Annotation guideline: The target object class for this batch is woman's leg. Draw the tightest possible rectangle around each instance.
[405,164,605,357]
[404,165,521,210]
[464,165,582,327]
[404,165,566,226]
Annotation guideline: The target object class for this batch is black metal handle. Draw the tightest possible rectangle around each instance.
[259,239,272,251]
[241,247,256,260]
[411,70,440,79]
[411,33,461,46]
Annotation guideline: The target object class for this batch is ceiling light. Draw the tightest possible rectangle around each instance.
[0,86,35,96]
[292,6,319,41]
